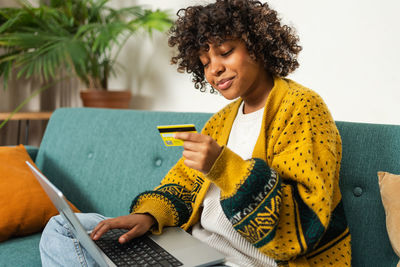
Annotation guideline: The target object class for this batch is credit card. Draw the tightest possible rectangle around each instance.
[157,124,197,146]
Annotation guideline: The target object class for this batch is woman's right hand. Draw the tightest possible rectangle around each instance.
[90,213,156,244]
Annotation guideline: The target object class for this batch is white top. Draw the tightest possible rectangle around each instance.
[192,101,277,267]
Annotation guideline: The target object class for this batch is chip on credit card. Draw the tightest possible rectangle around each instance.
[157,124,197,146]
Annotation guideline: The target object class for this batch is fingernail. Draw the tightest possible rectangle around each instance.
[120,237,126,243]
[93,234,97,240]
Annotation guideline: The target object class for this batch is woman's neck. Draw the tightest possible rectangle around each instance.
[242,74,274,114]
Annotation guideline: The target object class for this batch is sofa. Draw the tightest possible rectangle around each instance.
[0,107,399,266]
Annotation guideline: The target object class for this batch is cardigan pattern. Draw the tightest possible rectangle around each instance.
[130,77,351,266]
[221,158,282,249]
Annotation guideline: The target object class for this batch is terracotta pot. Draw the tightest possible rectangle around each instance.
[80,90,132,109]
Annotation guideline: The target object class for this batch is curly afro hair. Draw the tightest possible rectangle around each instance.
[168,0,302,91]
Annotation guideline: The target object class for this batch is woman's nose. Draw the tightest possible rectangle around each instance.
[209,59,225,76]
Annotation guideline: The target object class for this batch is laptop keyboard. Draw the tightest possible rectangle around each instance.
[94,228,183,267]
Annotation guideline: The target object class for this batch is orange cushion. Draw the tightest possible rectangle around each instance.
[0,145,80,242]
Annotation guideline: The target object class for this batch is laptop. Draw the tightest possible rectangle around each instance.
[26,161,225,267]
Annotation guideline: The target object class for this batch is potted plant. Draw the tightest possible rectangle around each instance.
[0,0,172,110]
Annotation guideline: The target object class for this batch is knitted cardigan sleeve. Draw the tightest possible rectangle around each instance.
[129,157,197,234]
[205,88,346,262]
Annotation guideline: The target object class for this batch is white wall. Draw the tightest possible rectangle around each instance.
[109,0,400,125]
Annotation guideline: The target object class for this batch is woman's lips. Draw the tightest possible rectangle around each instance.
[217,77,234,90]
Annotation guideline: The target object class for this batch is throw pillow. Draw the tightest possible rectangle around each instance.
[378,171,400,265]
[0,145,80,242]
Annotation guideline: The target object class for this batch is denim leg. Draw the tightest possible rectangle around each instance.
[40,213,109,267]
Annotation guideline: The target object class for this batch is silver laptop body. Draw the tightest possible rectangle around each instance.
[27,161,224,267]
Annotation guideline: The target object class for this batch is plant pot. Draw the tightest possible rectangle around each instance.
[80,90,132,109]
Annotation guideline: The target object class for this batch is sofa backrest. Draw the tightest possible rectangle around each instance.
[36,108,212,218]
[36,108,399,266]
[336,121,400,267]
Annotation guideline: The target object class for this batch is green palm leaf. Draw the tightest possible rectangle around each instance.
[0,0,173,90]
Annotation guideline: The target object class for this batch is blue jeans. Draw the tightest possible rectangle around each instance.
[40,213,109,267]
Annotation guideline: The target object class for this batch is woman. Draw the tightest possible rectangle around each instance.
[40,1,351,266]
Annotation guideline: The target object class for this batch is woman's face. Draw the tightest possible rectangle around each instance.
[199,39,270,102]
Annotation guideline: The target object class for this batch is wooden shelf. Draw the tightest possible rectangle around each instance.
[0,111,53,145]
[0,111,52,120]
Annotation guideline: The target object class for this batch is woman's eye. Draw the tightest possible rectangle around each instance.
[221,49,233,56]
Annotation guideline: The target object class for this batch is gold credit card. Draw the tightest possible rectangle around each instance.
[157,124,197,146]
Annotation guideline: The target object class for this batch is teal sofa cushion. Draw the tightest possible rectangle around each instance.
[0,233,41,267]
[337,121,400,267]
[35,108,213,218]
[25,145,39,161]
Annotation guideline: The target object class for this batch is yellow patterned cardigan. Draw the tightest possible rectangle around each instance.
[131,77,351,266]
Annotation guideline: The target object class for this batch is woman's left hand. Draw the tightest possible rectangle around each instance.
[174,132,222,174]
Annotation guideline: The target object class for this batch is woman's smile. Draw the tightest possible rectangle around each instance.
[216,76,235,90]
